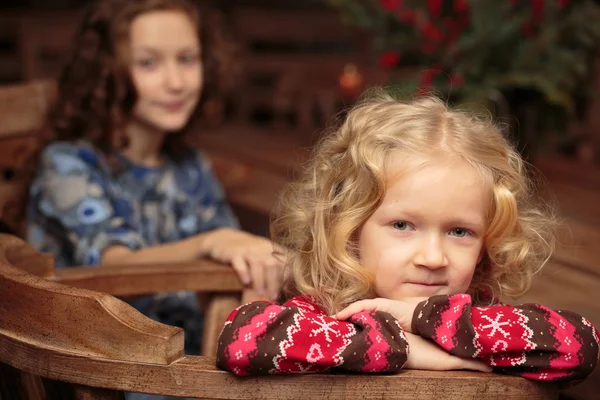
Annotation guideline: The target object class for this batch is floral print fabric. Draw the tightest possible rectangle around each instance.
[27,141,239,355]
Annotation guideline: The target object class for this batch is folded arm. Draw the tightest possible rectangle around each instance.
[412,294,600,382]
[217,296,409,376]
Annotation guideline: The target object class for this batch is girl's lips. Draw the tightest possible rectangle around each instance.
[160,102,185,111]
[155,100,187,111]
[407,283,446,295]
[408,282,445,286]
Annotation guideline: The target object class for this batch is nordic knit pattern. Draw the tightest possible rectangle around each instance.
[412,294,599,382]
[217,294,599,382]
[216,297,409,376]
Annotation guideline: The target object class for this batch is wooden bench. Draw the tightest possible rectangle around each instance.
[0,234,559,399]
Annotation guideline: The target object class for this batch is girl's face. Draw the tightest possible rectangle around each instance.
[358,151,489,302]
[128,10,202,133]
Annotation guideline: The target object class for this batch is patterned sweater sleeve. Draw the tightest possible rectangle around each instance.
[412,294,600,382]
[216,296,409,376]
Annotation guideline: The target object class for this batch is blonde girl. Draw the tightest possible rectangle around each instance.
[216,92,599,382]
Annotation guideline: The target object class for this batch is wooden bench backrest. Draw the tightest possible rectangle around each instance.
[17,11,81,80]
[0,80,57,236]
[0,234,558,399]
[0,234,183,365]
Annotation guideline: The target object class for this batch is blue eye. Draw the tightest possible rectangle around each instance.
[135,59,157,69]
[450,228,469,237]
[393,221,413,231]
[179,54,199,64]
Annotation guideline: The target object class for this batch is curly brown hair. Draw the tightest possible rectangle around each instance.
[49,0,238,162]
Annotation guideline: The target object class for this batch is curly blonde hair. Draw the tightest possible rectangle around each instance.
[271,90,557,314]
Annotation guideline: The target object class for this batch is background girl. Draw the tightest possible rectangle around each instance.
[27,0,283,359]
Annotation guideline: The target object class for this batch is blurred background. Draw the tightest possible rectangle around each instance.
[0,1,599,398]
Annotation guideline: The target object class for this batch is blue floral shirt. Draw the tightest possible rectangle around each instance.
[27,141,237,397]
[27,141,239,267]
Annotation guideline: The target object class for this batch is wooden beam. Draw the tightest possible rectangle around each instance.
[0,336,557,400]
[52,260,243,296]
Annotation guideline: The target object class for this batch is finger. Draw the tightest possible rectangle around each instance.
[454,357,493,373]
[334,299,379,320]
[249,259,266,298]
[231,255,251,285]
[269,240,283,251]
[209,247,220,261]
[272,243,286,257]
[466,359,493,373]
[271,252,286,267]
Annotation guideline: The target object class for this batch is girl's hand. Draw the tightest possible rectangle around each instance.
[200,228,284,300]
[335,298,422,332]
[404,332,492,373]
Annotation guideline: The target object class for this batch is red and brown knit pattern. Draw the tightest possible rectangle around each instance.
[216,296,409,376]
[412,294,600,381]
[217,294,599,382]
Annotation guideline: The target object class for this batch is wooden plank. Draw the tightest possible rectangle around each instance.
[0,335,557,400]
[201,294,241,357]
[0,136,40,171]
[17,11,81,80]
[52,260,243,296]
[543,180,600,224]
[0,56,20,83]
[0,234,184,365]
[242,58,394,86]
[243,56,365,71]
[553,218,600,277]
[0,180,28,236]
[223,167,289,217]
[535,156,600,190]
[196,125,310,174]
[233,9,360,42]
[517,260,600,328]
[5,240,54,278]
[0,80,56,137]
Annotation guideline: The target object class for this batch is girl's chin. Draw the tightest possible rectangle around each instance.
[146,119,189,133]
[132,107,194,133]
[383,287,448,302]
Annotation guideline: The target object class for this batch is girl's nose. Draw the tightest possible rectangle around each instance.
[164,62,184,91]
[414,233,448,269]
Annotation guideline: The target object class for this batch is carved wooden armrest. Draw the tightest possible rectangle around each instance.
[51,260,242,296]
[3,234,247,357]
